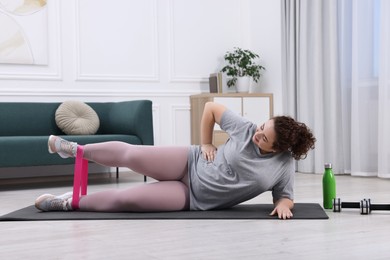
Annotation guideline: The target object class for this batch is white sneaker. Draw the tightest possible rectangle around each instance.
[48,135,77,158]
[35,192,73,211]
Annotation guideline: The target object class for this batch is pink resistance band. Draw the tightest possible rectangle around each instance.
[71,145,88,210]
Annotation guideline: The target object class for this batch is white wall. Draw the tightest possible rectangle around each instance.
[250,0,283,115]
[0,0,283,146]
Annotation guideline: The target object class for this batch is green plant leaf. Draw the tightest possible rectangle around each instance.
[220,47,265,87]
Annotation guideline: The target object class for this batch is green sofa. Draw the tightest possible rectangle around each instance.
[0,100,154,179]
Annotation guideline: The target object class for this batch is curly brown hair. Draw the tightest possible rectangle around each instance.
[272,116,316,160]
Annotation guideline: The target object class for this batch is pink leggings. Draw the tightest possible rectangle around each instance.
[78,142,190,212]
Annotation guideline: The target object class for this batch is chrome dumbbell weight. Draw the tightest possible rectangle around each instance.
[332,198,360,212]
[333,198,390,214]
[360,199,370,214]
[360,198,390,215]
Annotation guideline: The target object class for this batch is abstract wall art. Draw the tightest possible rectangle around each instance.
[0,0,48,65]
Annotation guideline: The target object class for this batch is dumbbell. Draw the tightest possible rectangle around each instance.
[332,198,360,213]
[333,198,390,214]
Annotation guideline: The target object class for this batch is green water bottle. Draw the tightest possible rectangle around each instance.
[322,163,336,209]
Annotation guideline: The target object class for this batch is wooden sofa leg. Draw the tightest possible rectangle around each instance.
[144,175,147,182]
[116,167,119,179]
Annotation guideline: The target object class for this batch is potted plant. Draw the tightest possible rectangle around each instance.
[220,47,265,92]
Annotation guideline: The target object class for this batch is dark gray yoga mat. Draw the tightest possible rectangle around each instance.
[0,203,328,221]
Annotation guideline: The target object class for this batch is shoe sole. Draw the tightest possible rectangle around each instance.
[48,135,55,154]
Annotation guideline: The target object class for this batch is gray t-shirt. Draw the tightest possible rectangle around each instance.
[187,109,295,210]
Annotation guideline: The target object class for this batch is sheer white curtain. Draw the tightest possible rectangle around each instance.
[341,0,390,177]
[282,0,345,174]
[282,0,390,177]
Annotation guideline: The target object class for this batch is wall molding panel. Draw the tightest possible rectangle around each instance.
[170,104,191,145]
[151,103,161,145]
[0,89,197,99]
[168,0,243,83]
[74,0,159,82]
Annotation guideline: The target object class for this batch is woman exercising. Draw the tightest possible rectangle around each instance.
[35,102,316,219]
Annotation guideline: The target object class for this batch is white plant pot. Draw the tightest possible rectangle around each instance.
[236,76,251,93]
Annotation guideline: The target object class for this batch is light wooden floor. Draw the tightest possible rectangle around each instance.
[1,172,390,260]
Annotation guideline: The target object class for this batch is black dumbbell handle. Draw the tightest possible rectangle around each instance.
[341,202,360,209]
[370,204,390,211]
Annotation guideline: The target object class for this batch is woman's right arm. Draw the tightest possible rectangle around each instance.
[200,102,227,161]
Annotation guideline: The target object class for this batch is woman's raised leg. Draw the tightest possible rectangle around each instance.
[83,142,189,183]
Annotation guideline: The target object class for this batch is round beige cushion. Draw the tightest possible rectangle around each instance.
[55,101,100,135]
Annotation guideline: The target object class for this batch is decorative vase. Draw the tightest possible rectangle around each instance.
[235,76,251,93]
